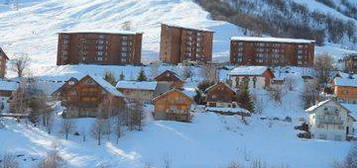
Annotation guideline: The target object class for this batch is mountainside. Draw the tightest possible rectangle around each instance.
[195,0,357,48]
[0,0,356,68]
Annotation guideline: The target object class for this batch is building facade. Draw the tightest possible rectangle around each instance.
[204,82,237,108]
[57,31,143,65]
[306,100,355,141]
[334,77,357,104]
[154,70,184,89]
[160,24,214,64]
[153,89,194,122]
[230,37,315,67]
[0,48,9,78]
[55,75,125,118]
[344,54,357,73]
[229,66,275,89]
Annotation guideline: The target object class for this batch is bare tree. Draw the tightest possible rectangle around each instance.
[91,119,106,145]
[314,53,335,86]
[60,119,76,140]
[10,53,30,78]
[1,153,19,168]
[128,100,144,131]
[284,77,297,91]
[36,151,65,168]
[269,86,285,104]
[80,127,87,142]
[182,66,193,81]
[122,21,132,31]
[201,64,218,82]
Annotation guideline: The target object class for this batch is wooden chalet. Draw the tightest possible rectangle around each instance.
[153,89,194,122]
[204,81,237,108]
[0,80,18,98]
[51,77,78,98]
[56,75,125,118]
[229,66,275,89]
[154,70,184,89]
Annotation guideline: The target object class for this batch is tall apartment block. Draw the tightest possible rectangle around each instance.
[160,24,214,64]
[57,31,143,65]
[230,37,315,67]
[344,54,357,73]
[0,47,9,78]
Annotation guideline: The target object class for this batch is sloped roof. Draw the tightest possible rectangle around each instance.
[230,36,315,44]
[341,103,357,121]
[116,81,158,91]
[153,89,194,103]
[305,99,351,114]
[204,81,236,94]
[228,66,271,76]
[0,80,18,91]
[154,70,183,81]
[51,77,78,96]
[0,47,9,60]
[87,75,124,97]
[334,77,357,87]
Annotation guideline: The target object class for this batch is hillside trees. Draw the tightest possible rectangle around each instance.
[104,71,117,86]
[333,143,357,168]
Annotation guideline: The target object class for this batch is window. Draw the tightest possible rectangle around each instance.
[122,36,128,40]
[342,89,348,95]
[122,41,128,46]
[122,52,128,57]
[122,47,128,51]
[319,134,327,139]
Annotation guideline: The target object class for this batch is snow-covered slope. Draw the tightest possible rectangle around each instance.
[0,0,356,68]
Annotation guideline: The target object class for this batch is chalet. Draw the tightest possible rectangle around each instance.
[0,47,9,78]
[333,76,357,104]
[0,80,19,98]
[153,89,194,122]
[229,66,275,89]
[204,81,237,108]
[51,77,78,98]
[116,81,157,103]
[56,75,125,118]
[154,70,184,89]
[306,100,355,141]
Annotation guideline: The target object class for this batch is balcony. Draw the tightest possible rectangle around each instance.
[316,118,344,125]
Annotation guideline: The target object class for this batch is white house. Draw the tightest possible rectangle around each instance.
[228,66,275,89]
[306,99,355,141]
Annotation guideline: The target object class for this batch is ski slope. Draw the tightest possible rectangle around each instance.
[0,0,355,68]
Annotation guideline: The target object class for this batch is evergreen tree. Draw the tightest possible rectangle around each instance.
[137,69,147,81]
[119,71,125,80]
[104,71,117,86]
[237,86,255,113]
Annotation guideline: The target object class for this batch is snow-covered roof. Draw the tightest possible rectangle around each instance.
[204,81,236,93]
[206,107,250,114]
[228,66,270,76]
[0,80,19,91]
[305,99,331,112]
[162,23,213,32]
[60,30,143,35]
[341,103,357,121]
[334,77,357,87]
[181,88,196,99]
[230,36,315,44]
[305,99,351,114]
[0,47,9,60]
[88,75,124,97]
[116,81,158,91]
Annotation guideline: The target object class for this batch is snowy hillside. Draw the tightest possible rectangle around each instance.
[0,0,356,68]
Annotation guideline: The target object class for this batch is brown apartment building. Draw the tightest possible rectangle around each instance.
[160,24,214,64]
[230,37,315,67]
[0,48,9,78]
[57,31,143,65]
[344,54,357,73]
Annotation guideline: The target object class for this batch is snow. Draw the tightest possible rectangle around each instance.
[61,30,143,35]
[231,36,315,44]
[341,103,357,120]
[116,81,158,91]
[305,99,331,112]
[206,107,249,114]
[334,77,357,87]
[89,74,124,97]
[162,22,214,32]
[228,66,269,76]
[0,79,18,91]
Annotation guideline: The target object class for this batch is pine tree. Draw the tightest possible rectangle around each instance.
[119,71,125,80]
[104,71,117,86]
[137,69,147,81]
[237,86,255,113]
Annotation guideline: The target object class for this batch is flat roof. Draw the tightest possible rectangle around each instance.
[231,36,315,44]
[60,29,143,35]
[162,23,214,33]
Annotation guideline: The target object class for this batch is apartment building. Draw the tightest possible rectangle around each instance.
[57,31,143,65]
[0,48,9,78]
[160,24,214,64]
[230,37,315,67]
